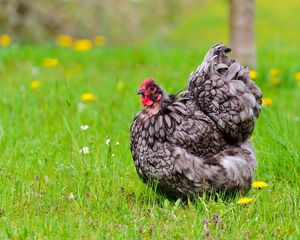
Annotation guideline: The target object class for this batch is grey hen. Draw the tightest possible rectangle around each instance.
[130,44,262,199]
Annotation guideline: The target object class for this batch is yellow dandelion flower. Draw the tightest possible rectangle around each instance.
[73,39,93,52]
[249,70,258,80]
[117,80,125,93]
[271,78,281,85]
[251,181,268,189]
[30,80,42,90]
[0,34,12,47]
[80,92,96,102]
[43,58,59,68]
[237,197,254,205]
[269,68,282,78]
[56,35,73,47]
[262,98,272,106]
[294,72,300,82]
[94,35,106,46]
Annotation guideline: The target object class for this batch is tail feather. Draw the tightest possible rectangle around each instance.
[187,44,262,142]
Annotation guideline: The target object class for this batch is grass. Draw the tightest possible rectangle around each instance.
[0,44,299,239]
[0,1,300,237]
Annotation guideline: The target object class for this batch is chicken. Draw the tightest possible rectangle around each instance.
[130,44,262,199]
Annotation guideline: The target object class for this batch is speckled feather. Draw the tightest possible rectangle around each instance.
[187,44,262,142]
[130,44,261,198]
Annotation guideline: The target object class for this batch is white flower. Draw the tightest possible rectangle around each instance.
[80,146,90,154]
[80,125,89,131]
[20,85,25,93]
[116,141,120,146]
[78,102,87,111]
[112,154,115,158]
[105,138,111,146]
[31,67,39,75]
[69,192,75,200]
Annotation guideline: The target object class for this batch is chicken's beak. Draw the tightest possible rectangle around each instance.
[136,89,144,95]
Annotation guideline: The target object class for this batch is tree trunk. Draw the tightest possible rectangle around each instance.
[230,0,256,68]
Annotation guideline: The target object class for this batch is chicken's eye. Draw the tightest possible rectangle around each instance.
[149,85,155,91]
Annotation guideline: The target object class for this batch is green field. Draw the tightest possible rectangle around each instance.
[1,0,300,239]
[0,44,299,239]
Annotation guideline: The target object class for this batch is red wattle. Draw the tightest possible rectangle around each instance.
[141,97,153,107]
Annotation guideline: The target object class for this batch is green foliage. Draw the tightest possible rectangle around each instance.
[0,44,299,239]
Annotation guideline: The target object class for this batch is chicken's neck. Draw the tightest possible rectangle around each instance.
[148,102,160,116]
[146,93,172,117]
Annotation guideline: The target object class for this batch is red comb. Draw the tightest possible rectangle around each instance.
[139,77,154,89]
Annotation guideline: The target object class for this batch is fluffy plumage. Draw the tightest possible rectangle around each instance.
[130,44,262,199]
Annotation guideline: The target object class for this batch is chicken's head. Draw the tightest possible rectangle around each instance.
[137,78,163,108]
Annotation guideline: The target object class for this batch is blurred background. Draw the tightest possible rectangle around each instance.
[1,0,300,94]
[1,0,300,64]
